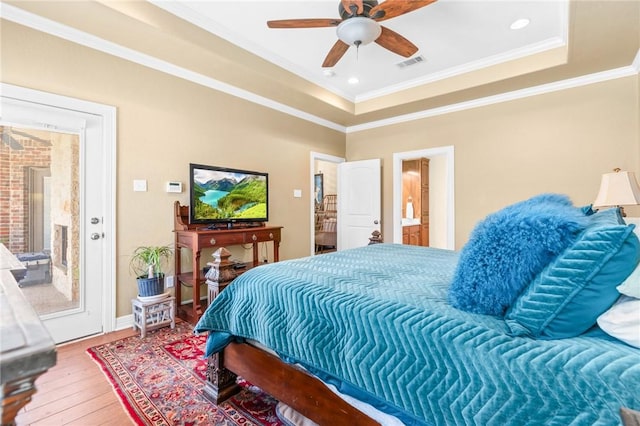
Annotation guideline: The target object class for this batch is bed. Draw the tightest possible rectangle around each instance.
[195,196,640,426]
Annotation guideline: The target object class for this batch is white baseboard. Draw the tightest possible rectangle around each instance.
[115,314,134,330]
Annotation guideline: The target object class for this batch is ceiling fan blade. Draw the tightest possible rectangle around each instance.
[267,19,340,29]
[340,0,364,16]
[370,0,437,22]
[322,40,350,67]
[375,26,418,57]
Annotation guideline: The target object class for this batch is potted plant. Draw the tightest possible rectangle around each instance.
[130,245,172,297]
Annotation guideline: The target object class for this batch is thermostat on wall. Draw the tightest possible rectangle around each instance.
[166,181,182,193]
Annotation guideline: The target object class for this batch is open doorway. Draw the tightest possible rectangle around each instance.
[401,158,430,247]
[310,152,344,256]
[393,146,455,249]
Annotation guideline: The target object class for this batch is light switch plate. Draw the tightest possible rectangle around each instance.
[133,179,147,192]
[293,189,302,198]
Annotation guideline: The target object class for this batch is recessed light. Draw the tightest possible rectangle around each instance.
[348,77,359,84]
[510,18,530,30]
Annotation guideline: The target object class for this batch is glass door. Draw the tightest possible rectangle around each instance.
[1,97,106,343]
[2,127,81,317]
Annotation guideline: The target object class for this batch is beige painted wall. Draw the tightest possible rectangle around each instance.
[315,160,338,196]
[347,75,640,248]
[3,20,639,319]
[1,21,345,316]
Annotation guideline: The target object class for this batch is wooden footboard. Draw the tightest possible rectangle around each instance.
[203,342,380,425]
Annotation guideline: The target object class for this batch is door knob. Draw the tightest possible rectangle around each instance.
[374,220,379,225]
[90,217,100,224]
[91,233,101,240]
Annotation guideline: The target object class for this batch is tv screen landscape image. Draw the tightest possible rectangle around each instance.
[189,163,268,225]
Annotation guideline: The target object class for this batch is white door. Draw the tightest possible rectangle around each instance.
[1,91,112,343]
[337,159,381,250]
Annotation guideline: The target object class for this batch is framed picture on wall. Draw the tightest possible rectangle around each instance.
[314,173,323,210]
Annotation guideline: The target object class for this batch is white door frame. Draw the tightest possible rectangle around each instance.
[392,146,455,249]
[2,83,117,335]
[310,152,345,256]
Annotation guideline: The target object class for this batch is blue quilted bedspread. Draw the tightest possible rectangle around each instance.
[195,244,640,425]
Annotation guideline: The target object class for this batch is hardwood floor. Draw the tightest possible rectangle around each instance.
[15,328,138,426]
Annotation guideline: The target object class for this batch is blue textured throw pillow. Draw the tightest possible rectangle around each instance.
[449,194,588,316]
[505,207,640,338]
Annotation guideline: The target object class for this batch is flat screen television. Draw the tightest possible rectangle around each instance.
[189,163,268,227]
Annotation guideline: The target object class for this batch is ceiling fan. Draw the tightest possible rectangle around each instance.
[267,0,437,68]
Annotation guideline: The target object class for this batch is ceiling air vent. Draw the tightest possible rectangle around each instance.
[396,55,425,69]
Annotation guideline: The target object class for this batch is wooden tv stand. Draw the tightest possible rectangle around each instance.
[173,201,282,324]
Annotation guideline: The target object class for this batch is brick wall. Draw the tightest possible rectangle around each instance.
[0,144,9,248]
[0,140,52,254]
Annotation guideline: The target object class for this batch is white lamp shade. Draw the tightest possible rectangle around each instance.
[593,170,640,207]
[336,17,381,46]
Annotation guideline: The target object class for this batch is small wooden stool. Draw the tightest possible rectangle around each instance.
[131,296,176,338]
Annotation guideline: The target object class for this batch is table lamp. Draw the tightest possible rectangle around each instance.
[593,168,640,217]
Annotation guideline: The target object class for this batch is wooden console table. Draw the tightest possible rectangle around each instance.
[173,201,282,324]
[0,244,56,425]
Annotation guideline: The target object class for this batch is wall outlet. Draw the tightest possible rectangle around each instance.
[165,275,174,288]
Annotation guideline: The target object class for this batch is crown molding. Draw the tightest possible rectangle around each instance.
[346,61,640,133]
[0,3,346,133]
[2,3,638,136]
[149,0,570,106]
[149,0,358,103]
[355,37,567,103]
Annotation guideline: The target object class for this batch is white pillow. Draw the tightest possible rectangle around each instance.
[619,217,640,298]
[597,296,640,348]
[617,262,640,298]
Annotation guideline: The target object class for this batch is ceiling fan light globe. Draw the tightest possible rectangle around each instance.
[336,17,381,46]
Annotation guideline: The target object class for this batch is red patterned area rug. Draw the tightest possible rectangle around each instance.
[87,321,284,426]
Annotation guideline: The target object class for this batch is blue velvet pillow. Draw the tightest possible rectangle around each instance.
[449,194,588,316]
[505,208,640,339]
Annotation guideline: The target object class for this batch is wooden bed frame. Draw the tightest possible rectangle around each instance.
[201,231,386,425]
[203,343,380,425]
